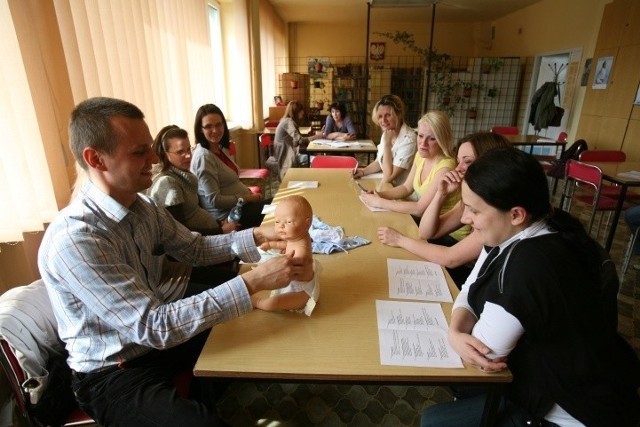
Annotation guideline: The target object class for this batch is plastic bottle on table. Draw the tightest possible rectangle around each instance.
[227,197,244,223]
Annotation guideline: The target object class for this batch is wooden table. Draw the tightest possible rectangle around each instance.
[194,168,511,426]
[586,161,640,251]
[306,139,378,164]
[503,134,565,159]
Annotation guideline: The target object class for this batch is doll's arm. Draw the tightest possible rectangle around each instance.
[260,240,287,251]
[252,290,310,311]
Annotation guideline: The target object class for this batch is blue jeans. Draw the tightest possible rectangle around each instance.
[420,393,561,427]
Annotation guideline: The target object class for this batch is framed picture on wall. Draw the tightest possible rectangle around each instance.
[370,42,385,60]
[592,56,613,89]
[634,83,640,106]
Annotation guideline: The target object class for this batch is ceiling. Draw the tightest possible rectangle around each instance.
[268,0,543,24]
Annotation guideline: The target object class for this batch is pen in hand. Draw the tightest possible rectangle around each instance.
[356,181,369,193]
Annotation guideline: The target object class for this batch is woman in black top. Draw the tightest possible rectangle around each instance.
[421,148,640,426]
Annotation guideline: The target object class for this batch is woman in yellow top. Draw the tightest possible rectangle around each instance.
[359,111,457,224]
[376,132,512,288]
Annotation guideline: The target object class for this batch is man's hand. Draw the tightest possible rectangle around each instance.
[252,224,279,246]
[241,253,305,294]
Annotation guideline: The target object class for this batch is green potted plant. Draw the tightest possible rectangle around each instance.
[481,57,504,74]
[460,80,484,98]
[467,106,478,119]
[486,87,499,99]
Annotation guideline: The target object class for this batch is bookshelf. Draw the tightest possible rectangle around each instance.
[332,64,367,137]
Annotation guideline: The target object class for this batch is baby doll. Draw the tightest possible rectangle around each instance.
[252,195,319,313]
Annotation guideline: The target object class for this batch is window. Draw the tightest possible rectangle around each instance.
[208,2,227,109]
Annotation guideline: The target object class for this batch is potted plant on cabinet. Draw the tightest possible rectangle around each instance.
[467,106,478,119]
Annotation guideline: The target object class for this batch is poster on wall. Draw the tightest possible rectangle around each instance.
[634,83,640,106]
[592,56,613,89]
[308,57,330,78]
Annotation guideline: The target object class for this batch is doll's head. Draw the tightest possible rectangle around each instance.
[273,195,313,241]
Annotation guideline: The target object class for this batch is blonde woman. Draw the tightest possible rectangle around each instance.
[360,110,457,222]
[377,132,512,287]
[353,94,416,188]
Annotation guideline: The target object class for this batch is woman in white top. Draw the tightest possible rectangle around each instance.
[352,94,416,188]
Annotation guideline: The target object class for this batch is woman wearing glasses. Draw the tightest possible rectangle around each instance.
[192,104,270,229]
[352,94,417,188]
[149,125,237,235]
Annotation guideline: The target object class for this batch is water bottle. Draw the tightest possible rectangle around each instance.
[227,197,244,223]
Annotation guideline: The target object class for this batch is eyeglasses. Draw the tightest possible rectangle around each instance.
[202,123,224,131]
[167,147,192,156]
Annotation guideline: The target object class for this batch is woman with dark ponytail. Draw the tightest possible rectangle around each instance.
[421,148,640,427]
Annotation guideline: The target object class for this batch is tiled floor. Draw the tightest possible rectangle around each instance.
[209,176,640,427]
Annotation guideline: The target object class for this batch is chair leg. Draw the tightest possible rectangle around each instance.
[621,229,640,282]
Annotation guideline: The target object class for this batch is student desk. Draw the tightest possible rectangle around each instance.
[194,168,512,426]
[306,139,378,164]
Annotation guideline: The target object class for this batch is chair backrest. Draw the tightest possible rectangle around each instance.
[579,149,626,162]
[227,141,237,156]
[310,155,358,169]
[0,281,94,426]
[557,131,568,142]
[565,159,603,193]
[490,126,519,135]
[546,139,588,179]
[259,133,273,148]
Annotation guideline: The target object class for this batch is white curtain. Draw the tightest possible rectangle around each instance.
[0,0,59,243]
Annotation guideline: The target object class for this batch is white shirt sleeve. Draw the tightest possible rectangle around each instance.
[471,301,524,359]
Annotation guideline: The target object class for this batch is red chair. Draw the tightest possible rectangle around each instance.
[559,160,631,238]
[579,150,626,163]
[545,139,588,195]
[310,155,358,169]
[577,150,640,201]
[228,141,272,197]
[557,131,568,142]
[490,126,519,135]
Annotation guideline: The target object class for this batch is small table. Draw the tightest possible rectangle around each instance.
[585,161,640,251]
[194,168,511,426]
[503,134,565,159]
[306,139,378,164]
